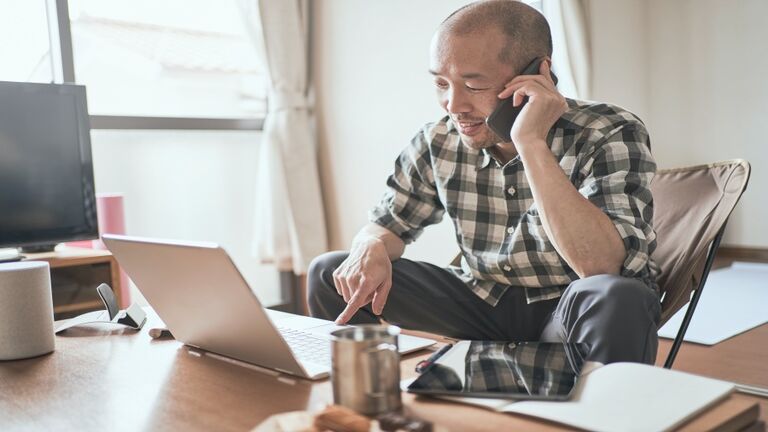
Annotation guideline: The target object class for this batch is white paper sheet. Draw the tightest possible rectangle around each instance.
[658,262,768,345]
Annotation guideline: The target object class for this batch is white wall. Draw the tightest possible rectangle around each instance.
[91,130,281,306]
[588,0,649,121]
[645,0,768,246]
[589,0,768,246]
[312,0,472,264]
[313,0,768,256]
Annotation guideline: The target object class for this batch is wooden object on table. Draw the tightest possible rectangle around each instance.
[0,309,763,432]
[24,248,122,319]
[678,395,760,432]
[657,323,768,429]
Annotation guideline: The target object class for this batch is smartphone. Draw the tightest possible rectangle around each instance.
[485,58,559,142]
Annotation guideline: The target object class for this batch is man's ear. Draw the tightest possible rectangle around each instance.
[541,56,553,72]
[541,56,558,86]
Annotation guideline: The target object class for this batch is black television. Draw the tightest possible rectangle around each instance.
[0,81,98,253]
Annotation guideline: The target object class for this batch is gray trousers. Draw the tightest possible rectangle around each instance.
[307,251,661,364]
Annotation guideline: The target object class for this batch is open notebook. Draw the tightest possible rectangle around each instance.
[406,362,734,432]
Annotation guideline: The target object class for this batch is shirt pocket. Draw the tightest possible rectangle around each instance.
[522,213,546,249]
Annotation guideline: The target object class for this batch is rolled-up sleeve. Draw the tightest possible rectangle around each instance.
[369,129,445,244]
[578,122,657,279]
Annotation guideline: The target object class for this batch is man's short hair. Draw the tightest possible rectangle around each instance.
[441,1,553,73]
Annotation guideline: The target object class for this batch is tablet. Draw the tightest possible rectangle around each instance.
[407,341,589,401]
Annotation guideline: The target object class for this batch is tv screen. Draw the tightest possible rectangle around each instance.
[0,81,98,251]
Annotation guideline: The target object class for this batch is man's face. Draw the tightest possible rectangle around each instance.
[429,29,516,149]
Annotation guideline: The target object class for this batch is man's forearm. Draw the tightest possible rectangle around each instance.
[352,223,406,261]
[518,140,626,277]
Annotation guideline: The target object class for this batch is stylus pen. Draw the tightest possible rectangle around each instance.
[735,383,768,399]
[415,344,453,373]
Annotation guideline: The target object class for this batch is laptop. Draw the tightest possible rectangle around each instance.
[102,234,435,380]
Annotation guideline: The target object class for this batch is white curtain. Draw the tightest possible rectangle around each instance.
[542,0,592,99]
[240,0,328,274]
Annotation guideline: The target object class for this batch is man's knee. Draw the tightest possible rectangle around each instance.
[307,251,348,316]
[560,274,661,364]
[308,251,347,285]
[567,274,659,318]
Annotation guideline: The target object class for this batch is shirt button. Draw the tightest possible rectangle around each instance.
[503,265,512,271]
[507,186,516,196]
[506,227,514,234]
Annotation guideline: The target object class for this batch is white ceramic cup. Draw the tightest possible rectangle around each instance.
[0,261,55,360]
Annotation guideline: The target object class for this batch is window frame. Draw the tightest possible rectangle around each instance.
[47,0,264,131]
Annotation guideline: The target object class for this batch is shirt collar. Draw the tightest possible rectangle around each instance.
[476,149,493,171]
[444,117,496,171]
[479,148,524,170]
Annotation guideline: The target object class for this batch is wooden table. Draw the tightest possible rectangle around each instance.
[0,311,764,431]
[657,323,768,428]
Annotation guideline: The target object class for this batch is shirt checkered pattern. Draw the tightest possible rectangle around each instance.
[369,98,659,306]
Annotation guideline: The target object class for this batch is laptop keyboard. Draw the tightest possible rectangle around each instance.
[278,327,332,366]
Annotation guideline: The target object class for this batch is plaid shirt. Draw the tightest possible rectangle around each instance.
[370,98,659,306]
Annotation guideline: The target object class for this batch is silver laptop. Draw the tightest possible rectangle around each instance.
[102,234,435,380]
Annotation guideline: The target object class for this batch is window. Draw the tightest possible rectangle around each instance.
[8,0,266,129]
[0,0,54,83]
[523,0,543,12]
[68,0,267,119]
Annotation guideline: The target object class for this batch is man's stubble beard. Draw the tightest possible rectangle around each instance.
[459,130,502,150]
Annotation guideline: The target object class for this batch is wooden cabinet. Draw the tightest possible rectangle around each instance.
[25,248,122,320]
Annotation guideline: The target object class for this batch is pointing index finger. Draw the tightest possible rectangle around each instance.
[335,302,360,325]
[335,290,366,324]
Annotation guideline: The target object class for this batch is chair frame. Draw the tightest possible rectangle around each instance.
[663,224,727,368]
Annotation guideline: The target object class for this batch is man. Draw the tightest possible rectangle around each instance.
[308,0,661,364]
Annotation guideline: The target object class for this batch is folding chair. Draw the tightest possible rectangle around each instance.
[650,159,751,368]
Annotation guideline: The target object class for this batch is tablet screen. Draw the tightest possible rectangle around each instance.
[407,341,590,400]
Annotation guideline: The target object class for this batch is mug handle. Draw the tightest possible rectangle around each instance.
[363,342,398,398]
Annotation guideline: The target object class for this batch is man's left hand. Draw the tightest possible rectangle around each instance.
[497,60,568,148]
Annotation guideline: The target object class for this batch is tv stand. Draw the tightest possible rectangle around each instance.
[24,248,124,320]
[20,244,58,253]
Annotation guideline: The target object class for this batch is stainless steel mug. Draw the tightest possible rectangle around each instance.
[330,325,402,415]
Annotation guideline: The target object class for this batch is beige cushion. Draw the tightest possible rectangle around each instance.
[652,160,751,324]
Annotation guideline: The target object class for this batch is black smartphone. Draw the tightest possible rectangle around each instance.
[485,58,559,142]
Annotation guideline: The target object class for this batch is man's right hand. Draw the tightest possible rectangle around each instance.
[332,238,393,325]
